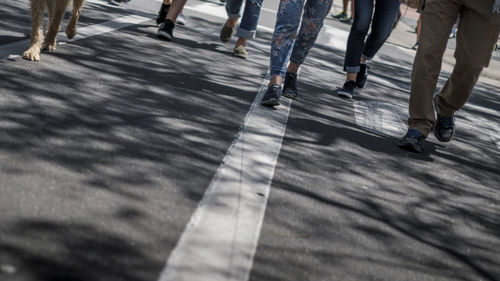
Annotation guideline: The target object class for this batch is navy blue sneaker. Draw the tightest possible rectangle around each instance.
[337,80,356,99]
[282,72,298,100]
[433,114,455,142]
[356,63,368,88]
[398,129,426,153]
[261,84,281,107]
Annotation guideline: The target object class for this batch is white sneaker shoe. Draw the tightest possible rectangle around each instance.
[176,13,186,25]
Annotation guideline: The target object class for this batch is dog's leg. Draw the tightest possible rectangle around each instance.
[23,0,45,61]
[65,0,85,39]
[43,0,69,52]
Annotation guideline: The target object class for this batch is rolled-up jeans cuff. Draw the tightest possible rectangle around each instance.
[236,28,256,39]
[362,54,373,61]
[345,65,360,73]
[228,13,240,19]
[270,69,283,76]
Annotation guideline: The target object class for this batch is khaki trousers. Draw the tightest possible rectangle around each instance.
[408,0,500,135]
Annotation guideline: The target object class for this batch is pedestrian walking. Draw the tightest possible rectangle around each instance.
[260,0,333,106]
[219,0,264,59]
[398,0,500,153]
[156,0,188,41]
[156,0,187,26]
[332,0,354,24]
[337,0,401,99]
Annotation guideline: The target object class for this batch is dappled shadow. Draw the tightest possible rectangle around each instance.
[0,5,272,281]
[250,37,500,281]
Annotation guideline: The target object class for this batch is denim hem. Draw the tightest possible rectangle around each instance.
[361,54,373,61]
[236,28,256,39]
[270,70,286,77]
[228,13,240,19]
[345,65,360,73]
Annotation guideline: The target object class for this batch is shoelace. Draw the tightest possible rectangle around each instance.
[437,115,455,129]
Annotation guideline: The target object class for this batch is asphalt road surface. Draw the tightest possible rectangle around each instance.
[1,1,499,281]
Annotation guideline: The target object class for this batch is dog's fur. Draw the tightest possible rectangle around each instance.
[23,0,85,61]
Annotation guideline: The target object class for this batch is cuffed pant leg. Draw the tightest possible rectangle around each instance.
[437,2,500,117]
[225,0,244,19]
[408,0,460,135]
[236,0,263,39]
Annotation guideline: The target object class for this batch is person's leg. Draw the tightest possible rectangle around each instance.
[280,0,333,99]
[343,0,349,14]
[261,0,304,106]
[235,0,263,43]
[166,0,187,22]
[268,0,304,85]
[232,0,264,58]
[288,0,333,71]
[156,0,172,25]
[333,0,350,18]
[157,0,187,40]
[220,0,244,42]
[225,0,244,27]
[407,0,461,136]
[344,0,372,75]
[362,0,400,62]
[436,2,500,118]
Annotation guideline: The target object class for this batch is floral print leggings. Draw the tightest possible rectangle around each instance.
[270,0,333,76]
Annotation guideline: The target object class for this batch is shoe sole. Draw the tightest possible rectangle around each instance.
[432,128,453,142]
[282,91,297,100]
[157,31,173,41]
[337,90,353,99]
[232,52,247,59]
[261,98,280,107]
[397,142,422,153]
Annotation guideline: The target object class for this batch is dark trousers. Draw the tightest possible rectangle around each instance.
[344,0,400,73]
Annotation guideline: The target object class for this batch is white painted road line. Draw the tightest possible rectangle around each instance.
[0,13,150,60]
[157,74,292,281]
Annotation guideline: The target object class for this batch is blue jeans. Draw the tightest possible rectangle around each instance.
[270,0,333,77]
[225,0,264,39]
[344,0,400,73]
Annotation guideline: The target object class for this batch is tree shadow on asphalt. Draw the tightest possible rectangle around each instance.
[1,4,499,281]
[0,9,273,281]
[249,41,500,281]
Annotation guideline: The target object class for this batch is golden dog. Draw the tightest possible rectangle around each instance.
[23,0,85,61]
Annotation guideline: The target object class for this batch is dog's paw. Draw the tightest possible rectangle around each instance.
[65,25,77,39]
[23,48,41,61]
[42,41,57,52]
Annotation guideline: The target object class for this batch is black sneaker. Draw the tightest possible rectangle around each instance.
[157,20,174,41]
[433,114,455,142]
[398,129,426,153]
[337,80,356,99]
[261,84,281,107]
[156,4,170,25]
[282,72,298,100]
[356,64,368,88]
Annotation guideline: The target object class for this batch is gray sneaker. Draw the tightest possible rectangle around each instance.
[220,23,234,42]
[233,45,248,59]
